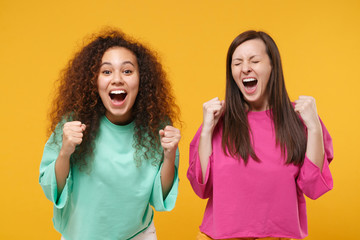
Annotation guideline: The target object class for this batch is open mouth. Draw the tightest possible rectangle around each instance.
[242,77,258,94]
[243,78,258,88]
[109,90,127,103]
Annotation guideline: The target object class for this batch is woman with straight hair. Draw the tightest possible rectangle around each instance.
[187,30,333,240]
[39,28,181,240]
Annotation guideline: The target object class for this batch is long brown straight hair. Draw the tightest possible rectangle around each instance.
[222,30,307,165]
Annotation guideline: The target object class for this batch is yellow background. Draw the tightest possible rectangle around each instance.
[0,0,359,239]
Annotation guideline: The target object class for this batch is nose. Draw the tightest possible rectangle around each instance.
[241,62,252,74]
[111,71,124,85]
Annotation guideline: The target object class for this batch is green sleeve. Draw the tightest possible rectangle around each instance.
[39,129,73,209]
[149,148,179,211]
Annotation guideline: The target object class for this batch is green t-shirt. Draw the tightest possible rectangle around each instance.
[39,116,179,240]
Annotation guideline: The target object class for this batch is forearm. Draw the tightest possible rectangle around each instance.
[306,121,325,170]
[160,152,176,200]
[198,97,224,183]
[198,129,213,183]
[55,150,71,196]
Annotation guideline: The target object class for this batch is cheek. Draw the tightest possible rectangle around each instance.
[97,80,108,101]
[231,67,238,79]
[97,77,108,91]
[259,66,272,85]
[130,78,140,94]
[231,69,242,86]
[133,86,139,100]
[232,70,243,88]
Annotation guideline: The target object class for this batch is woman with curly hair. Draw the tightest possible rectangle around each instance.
[39,29,181,240]
[187,30,333,239]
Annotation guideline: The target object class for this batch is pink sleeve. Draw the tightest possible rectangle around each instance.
[187,125,213,199]
[297,118,334,200]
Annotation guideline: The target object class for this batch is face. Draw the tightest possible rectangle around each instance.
[231,39,272,111]
[98,47,139,125]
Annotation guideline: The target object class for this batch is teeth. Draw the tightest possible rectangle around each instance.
[243,78,257,83]
[110,90,126,94]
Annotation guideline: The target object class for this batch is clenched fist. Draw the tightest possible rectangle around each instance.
[159,126,181,161]
[294,96,321,131]
[61,121,86,157]
[202,97,225,134]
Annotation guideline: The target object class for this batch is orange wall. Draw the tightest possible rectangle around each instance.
[0,0,359,239]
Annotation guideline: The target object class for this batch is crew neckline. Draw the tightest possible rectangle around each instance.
[101,115,135,132]
[247,109,272,119]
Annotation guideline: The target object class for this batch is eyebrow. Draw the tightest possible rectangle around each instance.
[100,61,135,67]
[233,55,260,61]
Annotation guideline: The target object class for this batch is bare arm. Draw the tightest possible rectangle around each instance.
[55,151,71,196]
[295,96,324,169]
[159,126,181,199]
[199,98,225,183]
[55,121,86,196]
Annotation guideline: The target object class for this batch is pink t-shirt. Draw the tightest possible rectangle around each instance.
[187,110,333,239]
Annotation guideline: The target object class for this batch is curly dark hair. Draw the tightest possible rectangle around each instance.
[48,28,180,168]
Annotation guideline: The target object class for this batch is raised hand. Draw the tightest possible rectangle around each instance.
[61,121,86,157]
[159,126,181,199]
[202,97,225,134]
[198,97,225,183]
[295,96,324,169]
[159,126,181,161]
[294,96,321,131]
[55,121,85,196]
